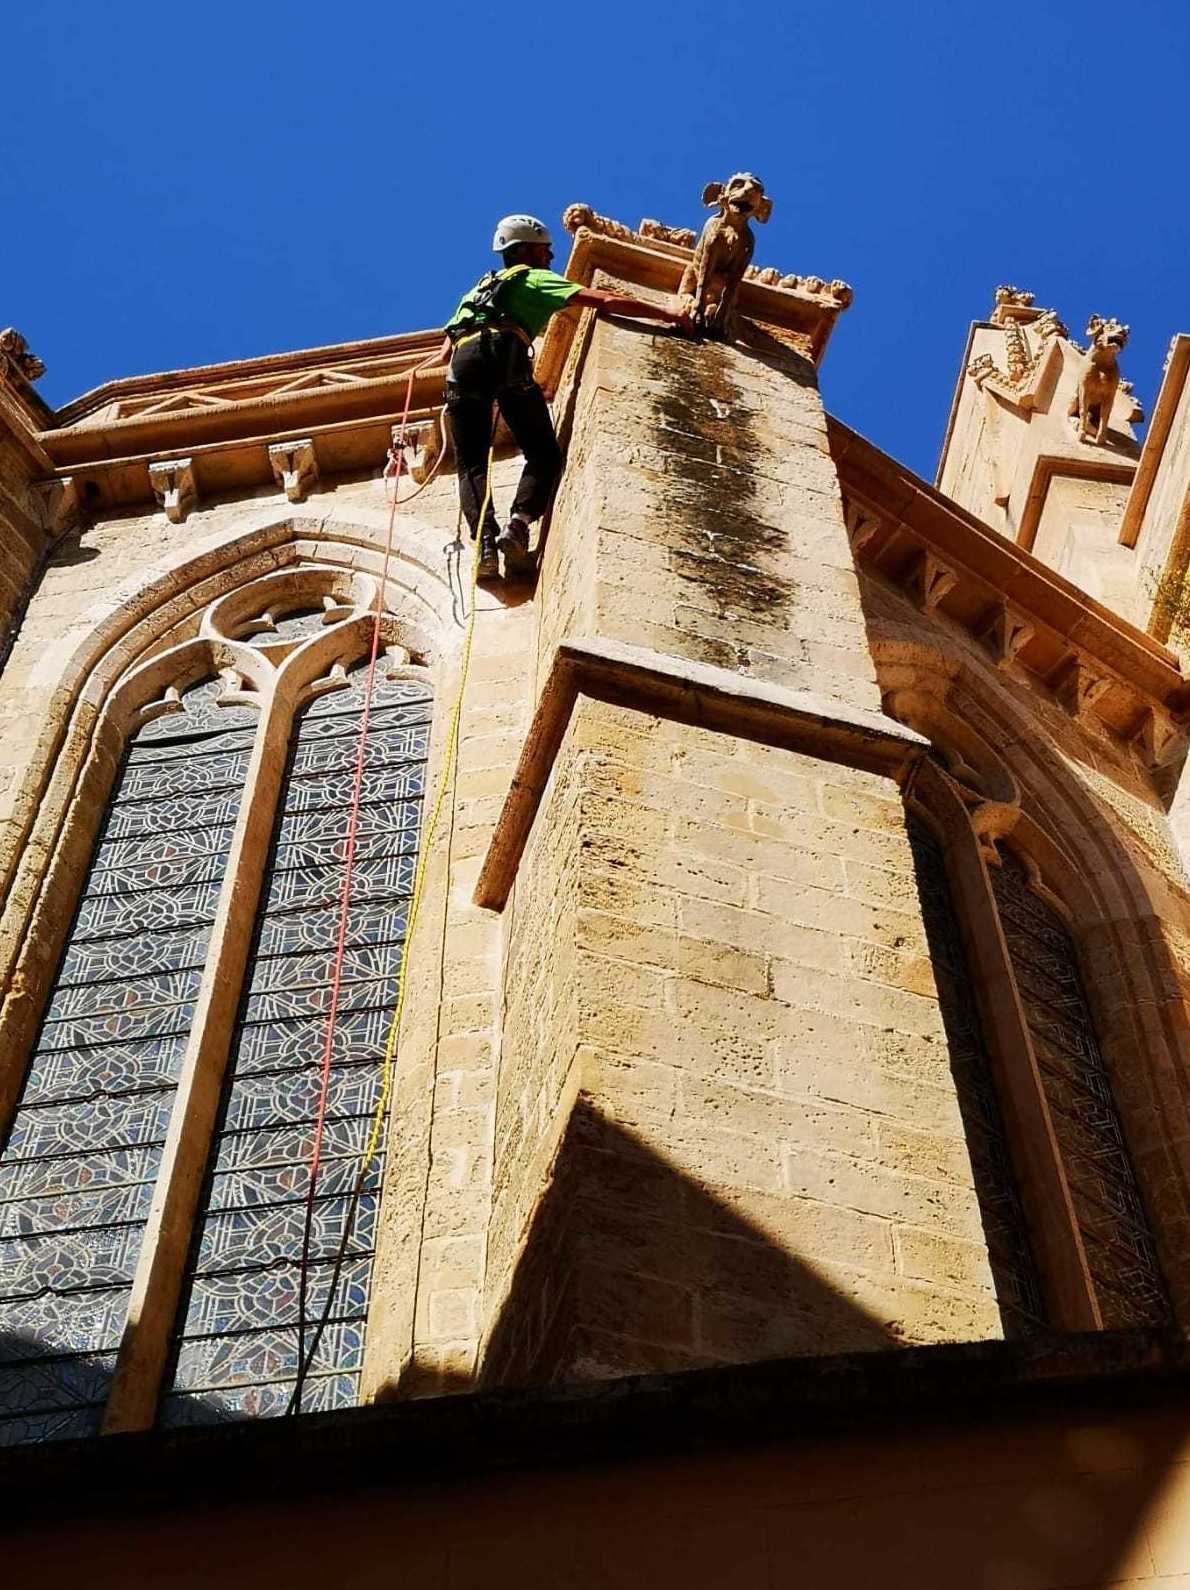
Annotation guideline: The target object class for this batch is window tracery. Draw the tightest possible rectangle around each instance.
[988,848,1169,1327]
[0,679,258,1446]
[897,686,1172,1334]
[161,663,431,1426]
[0,567,431,1443]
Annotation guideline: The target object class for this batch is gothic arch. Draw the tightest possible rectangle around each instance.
[872,630,1190,1319]
[0,504,461,1048]
[0,545,451,1441]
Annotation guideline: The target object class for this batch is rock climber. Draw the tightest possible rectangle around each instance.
[390,214,688,583]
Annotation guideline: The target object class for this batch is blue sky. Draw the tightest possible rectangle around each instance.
[5,0,1186,480]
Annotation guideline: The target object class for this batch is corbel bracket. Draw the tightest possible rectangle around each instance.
[1051,655,1111,718]
[909,550,957,613]
[33,475,83,541]
[844,499,881,555]
[148,457,197,524]
[268,438,319,504]
[1132,706,1183,770]
[978,601,1035,670]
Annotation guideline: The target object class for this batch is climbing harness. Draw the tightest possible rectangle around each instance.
[445,264,533,346]
[289,376,496,1414]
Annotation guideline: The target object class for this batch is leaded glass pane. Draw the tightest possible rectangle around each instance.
[159,664,431,1427]
[906,817,1048,1337]
[0,680,255,1447]
[990,848,1170,1328]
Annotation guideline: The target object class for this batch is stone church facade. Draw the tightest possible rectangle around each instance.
[3,199,1190,1584]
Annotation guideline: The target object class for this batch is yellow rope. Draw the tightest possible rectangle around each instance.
[360,440,493,1171]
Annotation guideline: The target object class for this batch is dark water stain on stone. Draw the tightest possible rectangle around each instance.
[644,338,794,624]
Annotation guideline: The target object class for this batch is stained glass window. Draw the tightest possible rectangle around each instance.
[906,817,1048,1336]
[159,663,432,1427]
[989,849,1170,1327]
[0,680,257,1446]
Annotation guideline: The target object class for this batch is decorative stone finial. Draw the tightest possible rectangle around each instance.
[677,173,773,342]
[968,291,1070,403]
[0,328,45,383]
[989,287,1037,326]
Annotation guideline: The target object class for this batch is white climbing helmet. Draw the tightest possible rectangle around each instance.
[491,214,553,253]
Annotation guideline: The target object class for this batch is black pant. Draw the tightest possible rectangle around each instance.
[445,331,563,538]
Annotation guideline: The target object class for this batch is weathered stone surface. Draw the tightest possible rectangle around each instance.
[3,208,1190,1484]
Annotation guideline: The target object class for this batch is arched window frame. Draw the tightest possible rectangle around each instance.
[0,563,432,1437]
[893,681,1174,1333]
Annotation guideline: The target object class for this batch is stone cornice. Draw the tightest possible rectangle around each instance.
[830,418,1190,757]
[24,215,849,513]
[474,636,927,913]
[52,328,446,427]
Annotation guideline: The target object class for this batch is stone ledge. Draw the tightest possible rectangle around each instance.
[474,636,929,912]
[3,1329,1190,1523]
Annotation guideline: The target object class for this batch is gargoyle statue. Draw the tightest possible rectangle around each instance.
[1068,316,1129,444]
[678,173,772,341]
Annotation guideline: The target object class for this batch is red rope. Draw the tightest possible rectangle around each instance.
[292,353,436,1412]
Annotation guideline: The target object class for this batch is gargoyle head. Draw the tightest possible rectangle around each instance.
[1086,315,1129,353]
[0,328,45,383]
[702,173,772,228]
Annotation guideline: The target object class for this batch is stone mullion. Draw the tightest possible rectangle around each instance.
[101,673,291,1433]
[908,761,1100,1330]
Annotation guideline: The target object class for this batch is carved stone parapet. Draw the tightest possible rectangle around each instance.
[978,602,1035,670]
[638,217,697,249]
[0,328,45,384]
[908,550,957,613]
[563,196,853,328]
[749,269,853,307]
[33,475,83,541]
[268,438,319,504]
[1051,655,1112,718]
[562,204,640,243]
[148,457,197,524]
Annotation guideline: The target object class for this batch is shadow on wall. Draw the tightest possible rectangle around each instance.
[0,1330,227,1448]
[359,1101,1190,1590]
[0,1331,119,1448]
[392,1100,899,1403]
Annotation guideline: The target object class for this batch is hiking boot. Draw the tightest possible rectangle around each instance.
[476,530,500,584]
[497,517,535,579]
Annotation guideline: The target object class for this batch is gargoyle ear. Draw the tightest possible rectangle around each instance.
[754,194,773,223]
[1086,315,1104,335]
[702,182,724,208]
